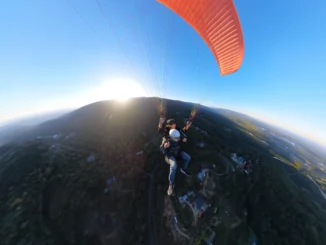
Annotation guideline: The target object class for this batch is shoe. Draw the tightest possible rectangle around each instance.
[167,182,175,196]
[180,168,191,177]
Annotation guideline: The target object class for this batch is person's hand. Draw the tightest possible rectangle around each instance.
[164,142,170,148]
[182,138,187,142]
[184,121,192,131]
[159,117,165,124]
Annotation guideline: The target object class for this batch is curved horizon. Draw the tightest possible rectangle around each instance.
[1,0,325,149]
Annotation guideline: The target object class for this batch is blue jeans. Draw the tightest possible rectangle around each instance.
[165,151,191,183]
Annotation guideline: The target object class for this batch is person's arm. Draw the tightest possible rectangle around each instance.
[176,127,187,138]
[158,117,165,132]
[160,137,170,155]
[160,137,166,154]
[183,121,192,131]
[164,126,170,138]
[176,127,188,142]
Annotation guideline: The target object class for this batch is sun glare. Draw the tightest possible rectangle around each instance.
[96,78,147,102]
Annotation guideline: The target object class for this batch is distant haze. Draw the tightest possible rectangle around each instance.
[0,109,73,127]
[1,99,326,152]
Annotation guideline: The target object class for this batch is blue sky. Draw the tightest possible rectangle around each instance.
[1,0,326,146]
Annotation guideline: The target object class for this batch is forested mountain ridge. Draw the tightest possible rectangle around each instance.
[0,97,325,245]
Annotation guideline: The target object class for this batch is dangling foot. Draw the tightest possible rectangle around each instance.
[167,182,175,196]
[180,168,191,177]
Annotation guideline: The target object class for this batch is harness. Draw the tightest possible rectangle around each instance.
[160,128,187,157]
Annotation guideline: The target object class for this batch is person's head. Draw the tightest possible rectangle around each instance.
[169,129,180,142]
[166,119,176,129]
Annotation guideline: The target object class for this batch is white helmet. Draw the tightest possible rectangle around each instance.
[169,129,180,141]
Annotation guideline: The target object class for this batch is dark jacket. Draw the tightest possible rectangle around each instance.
[160,128,187,157]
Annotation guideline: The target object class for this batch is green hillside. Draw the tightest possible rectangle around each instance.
[0,98,326,245]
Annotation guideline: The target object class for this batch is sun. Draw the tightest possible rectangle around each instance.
[96,78,147,102]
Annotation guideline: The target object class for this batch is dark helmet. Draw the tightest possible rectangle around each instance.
[166,119,176,126]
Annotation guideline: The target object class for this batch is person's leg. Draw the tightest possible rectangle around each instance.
[179,151,191,176]
[179,151,191,170]
[165,156,177,183]
[165,155,177,195]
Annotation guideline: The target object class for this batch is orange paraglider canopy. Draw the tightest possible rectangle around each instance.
[157,0,244,75]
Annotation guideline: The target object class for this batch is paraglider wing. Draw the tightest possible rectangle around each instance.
[157,0,244,75]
